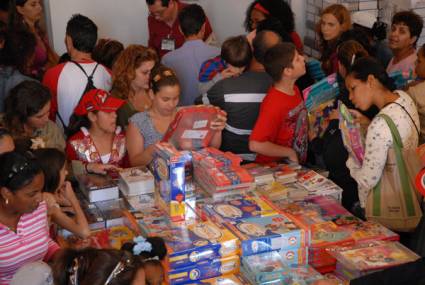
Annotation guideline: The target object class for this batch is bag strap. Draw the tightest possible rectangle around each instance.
[376,113,417,217]
[384,101,420,138]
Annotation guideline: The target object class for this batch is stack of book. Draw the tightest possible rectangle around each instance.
[76,173,119,203]
[118,167,154,196]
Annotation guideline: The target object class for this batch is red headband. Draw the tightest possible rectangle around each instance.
[254,3,270,16]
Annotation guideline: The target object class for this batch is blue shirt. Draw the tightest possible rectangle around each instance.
[162,39,220,106]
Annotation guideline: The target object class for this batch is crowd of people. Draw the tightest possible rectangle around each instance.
[1,0,425,284]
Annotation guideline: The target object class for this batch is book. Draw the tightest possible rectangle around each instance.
[338,101,365,166]
[308,100,336,138]
[118,167,154,196]
[162,105,221,150]
[76,173,119,203]
[302,73,339,112]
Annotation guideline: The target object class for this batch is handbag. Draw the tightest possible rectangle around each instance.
[365,112,422,232]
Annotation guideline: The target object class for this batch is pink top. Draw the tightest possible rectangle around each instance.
[386,52,417,74]
[0,201,60,285]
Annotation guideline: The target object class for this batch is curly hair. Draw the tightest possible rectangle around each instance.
[244,0,295,33]
[92,38,124,69]
[111,45,158,100]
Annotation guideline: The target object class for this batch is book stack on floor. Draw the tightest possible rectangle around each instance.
[192,148,255,198]
[137,206,241,284]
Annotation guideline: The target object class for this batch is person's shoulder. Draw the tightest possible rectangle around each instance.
[67,129,85,141]
[44,62,67,77]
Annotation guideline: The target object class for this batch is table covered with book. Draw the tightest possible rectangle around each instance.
[58,105,421,285]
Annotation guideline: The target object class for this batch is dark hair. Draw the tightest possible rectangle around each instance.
[53,248,144,285]
[256,17,293,44]
[338,28,374,56]
[66,14,98,53]
[0,128,11,139]
[392,10,423,46]
[0,29,36,74]
[264,42,296,82]
[252,30,281,65]
[0,0,9,12]
[0,150,42,192]
[178,4,205,37]
[67,114,93,138]
[58,52,71,64]
[146,0,170,7]
[122,236,167,261]
[4,81,51,137]
[8,0,46,39]
[244,0,295,33]
[337,40,369,72]
[221,35,252,68]
[33,148,66,194]
[150,65,179,94]
[348,57,396,91]
[92,38,124,69]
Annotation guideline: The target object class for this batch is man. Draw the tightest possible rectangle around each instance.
[146,0,213,58]
[198,30,281,162]
[43,14,112,128]
[162,4,220,106]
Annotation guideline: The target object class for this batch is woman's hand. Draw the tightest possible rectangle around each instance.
[210,109,227,131]
[86,163,120,175]
[349,109,370,128]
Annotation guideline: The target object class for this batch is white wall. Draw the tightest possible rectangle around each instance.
[45,0,304,55]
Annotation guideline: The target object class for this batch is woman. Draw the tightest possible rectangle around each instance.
[309,40,374,214]
[53,248,147,285]
[0,151,60,285]
[244,0,303,52]
[66,89,127,173]
[345,57,419,209]
[33,148,90,239]
[92,38,124,70]
[9,0,58,79]
[386,10,423,74]
[0,29,36,112]
[111,45,158,128]
[2,80,65,150]
[126,65,226,166]
[316,4,351,75]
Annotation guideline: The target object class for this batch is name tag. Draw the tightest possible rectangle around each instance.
[161,38,175,51]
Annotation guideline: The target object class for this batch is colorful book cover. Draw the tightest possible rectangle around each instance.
[310,222,353,248]
[340,221,399,243]
[302,73,339,111]
[308,100,336,138]
[187,273,249,285]
[225,214,306,256]
[162,105,221,150]
[389,70,413,89]
[338,101,365,166]
[203,196,277,223]
[168,255,240,284]
[108,225,135,249]
[332,241,419,272]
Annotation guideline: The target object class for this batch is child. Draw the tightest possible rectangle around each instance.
[122,236,167,285]
[406,43,425,143]
[0,128,14,154]
[33,148,90,239]
[249,42,308,164]
[198,35,252,94]
[66,89,127,174]
[126,65,227,166]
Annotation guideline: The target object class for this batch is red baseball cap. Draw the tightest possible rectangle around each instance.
[73,89,125,116]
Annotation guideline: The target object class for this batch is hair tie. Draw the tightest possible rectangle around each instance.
[143,256,159,262]
[132,236,152,255]
[254,3,270,15]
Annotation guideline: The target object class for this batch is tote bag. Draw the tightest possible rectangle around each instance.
[365,113,422,232]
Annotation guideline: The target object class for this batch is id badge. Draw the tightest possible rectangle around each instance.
[161,38,175,51]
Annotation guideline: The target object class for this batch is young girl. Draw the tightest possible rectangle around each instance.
[33,148,90,239]
[126,65,226,166]
[345,57,419,209]
[122,236,167,285]
[66,89,127,174]
[316,4,351,75]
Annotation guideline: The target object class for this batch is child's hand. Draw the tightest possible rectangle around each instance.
[287,149,299,164]
[349,109,370,128]
[61,181,78,203]
[210,109,227,131]
[221,67,240,79]
[329,109,339,120]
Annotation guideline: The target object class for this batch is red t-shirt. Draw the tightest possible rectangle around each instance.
[148,1,213,58]
[250,86,308,164]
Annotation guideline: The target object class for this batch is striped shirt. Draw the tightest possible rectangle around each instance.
[0,201,60,285]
